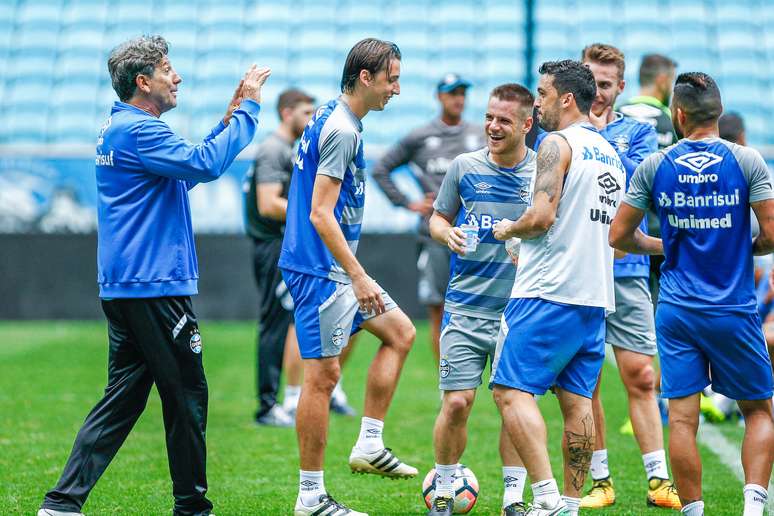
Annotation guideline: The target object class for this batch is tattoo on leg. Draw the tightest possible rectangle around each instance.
[565,413,594,491]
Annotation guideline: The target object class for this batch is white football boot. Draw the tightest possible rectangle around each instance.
[348,446,418,478]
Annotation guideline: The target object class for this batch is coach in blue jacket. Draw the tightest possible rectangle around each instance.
[39,36,270,516]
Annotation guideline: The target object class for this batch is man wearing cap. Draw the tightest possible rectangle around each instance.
[373,73,484,362]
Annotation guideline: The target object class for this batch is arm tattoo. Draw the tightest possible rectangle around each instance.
[534,139,562,202]
[565,413,594,491]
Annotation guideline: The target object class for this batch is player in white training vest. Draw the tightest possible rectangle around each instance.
[491,60,626,516]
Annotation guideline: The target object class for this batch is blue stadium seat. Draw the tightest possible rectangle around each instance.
[342,1,384,26]
[391,1,429,26]
[16,0,61,26]
[483,1,526,26]
[158,0,200,28]
[62,0,108,28]
[199,3,246,29]
[483,30,526,53]
[16,27,59,55]
[58,27,103,55]
[6,105,49,144]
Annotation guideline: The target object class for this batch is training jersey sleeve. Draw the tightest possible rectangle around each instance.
[316,122,358,181]
[731,145,774,203]
[137,99,261,184]
[621,124,658,181]
[625,153,665,210]
[371,132,421,207]
[433,158,462,217]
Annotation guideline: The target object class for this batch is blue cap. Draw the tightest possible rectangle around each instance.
[437,73,472,93]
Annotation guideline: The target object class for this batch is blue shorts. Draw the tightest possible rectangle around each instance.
[656,302,774,400]
[280,269,397,359]
[491,297,606,398]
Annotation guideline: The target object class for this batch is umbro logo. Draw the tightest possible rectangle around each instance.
[503,476,519,483]
[597,172,621,195]
[299,480,318,488]
[366,429,380,435]
[474,181,493,193]
[674,151,722,173]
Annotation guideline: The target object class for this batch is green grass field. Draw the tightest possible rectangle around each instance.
[0,321,755,515]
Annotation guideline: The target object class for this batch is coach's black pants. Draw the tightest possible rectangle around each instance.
[41,297,212,516]
[252,238,293,418]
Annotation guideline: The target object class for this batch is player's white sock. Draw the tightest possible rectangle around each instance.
[532,478,562,509]
[590,449,610,480]
[502,466,527,506]
[562,496,581,516]
[332,377,348,404]
[283,385,301,411]
[642,449,669,480]
[681,500,704,515]
[298,470,325,507]
[355,416,384,452]
[434,463,457,499]
[743,484,768,516]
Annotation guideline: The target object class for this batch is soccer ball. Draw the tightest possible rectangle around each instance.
[422,464,479,514]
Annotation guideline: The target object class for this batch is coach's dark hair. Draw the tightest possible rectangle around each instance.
[538,60,596,114]
[672,72,723,126]
[340,38,401,94]
[639,54,677,87]
[490,83,534,118]
[719,112,745,143]
[277,88,315,119]
[108,35,169,102]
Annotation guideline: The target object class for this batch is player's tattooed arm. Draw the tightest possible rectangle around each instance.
[565,413,595,493]
[609,203,663,255]
[752,199,774,255]
[493,135,569,240]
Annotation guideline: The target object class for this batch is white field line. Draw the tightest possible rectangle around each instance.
[603,345,773,513]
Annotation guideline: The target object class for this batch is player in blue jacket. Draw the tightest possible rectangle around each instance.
[611,72,774,516]
[578,44,681,512]
[38,35,270,516]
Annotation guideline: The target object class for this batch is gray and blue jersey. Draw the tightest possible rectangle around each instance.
[279,98,366,283]
[434,147,536,320]
[626,137,774,311]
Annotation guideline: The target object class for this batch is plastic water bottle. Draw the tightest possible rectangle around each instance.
[505,237,521,260]
[460,222,479,253]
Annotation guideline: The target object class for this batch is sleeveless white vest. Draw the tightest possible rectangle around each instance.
[511,123,625,312]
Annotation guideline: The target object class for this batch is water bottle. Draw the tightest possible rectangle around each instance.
[459,222,479,253]
[505,237,521,262]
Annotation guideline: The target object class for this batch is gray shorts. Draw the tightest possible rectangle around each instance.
[439,312,500,390]
[417,240,451,306]
[605,276,657,356]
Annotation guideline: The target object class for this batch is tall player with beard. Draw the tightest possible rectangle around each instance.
[279,39,418,516]
[578,43,680,510]
[491,60,628,516]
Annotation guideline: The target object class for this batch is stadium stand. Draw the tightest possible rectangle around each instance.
[0,0,770,150]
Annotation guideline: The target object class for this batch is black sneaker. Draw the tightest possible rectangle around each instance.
[427,495,454,515]
[502,501,527,515]
[294,494,367,515]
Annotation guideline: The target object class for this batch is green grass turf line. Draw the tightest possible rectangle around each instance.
[0,321,746,514]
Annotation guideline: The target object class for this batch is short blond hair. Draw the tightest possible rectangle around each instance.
[581,43,625,80]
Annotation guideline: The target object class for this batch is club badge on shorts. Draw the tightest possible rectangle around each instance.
[439,357,450,378]
[332,326,345,347]
[189,330,202,354]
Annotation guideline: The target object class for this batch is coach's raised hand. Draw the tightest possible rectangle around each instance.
[241,65,272,104]
[222,79,244,125]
